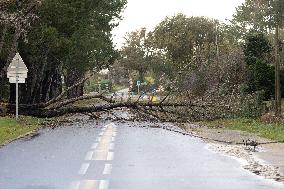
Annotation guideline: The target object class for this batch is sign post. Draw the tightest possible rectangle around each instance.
[7,53,28,120]
[136,80,141,95]
[16,72,18,119]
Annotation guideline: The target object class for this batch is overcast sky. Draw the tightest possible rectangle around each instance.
[112,0,245,48]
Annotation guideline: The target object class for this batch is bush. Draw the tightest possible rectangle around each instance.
[85,79,112,93]
[238,89,265,118]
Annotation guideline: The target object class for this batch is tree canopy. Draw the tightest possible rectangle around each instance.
[0,0,126,103]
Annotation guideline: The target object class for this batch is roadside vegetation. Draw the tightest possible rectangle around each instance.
[0,116,42,145]
[201,118,284,141]
[0,0,283,141]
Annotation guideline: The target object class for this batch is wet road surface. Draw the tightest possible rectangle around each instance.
[0,121,282,189]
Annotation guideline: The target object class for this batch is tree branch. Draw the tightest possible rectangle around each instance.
[47,94,115,110]
[44,76,91,107]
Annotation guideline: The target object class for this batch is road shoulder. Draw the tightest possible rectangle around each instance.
[182,123,284,183]
[0,116,42,147]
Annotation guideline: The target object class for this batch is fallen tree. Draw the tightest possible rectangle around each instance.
[1,89,264,122]
[1,79,214,121]
[1,67,264,121]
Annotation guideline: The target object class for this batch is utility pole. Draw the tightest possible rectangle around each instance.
[275,25,281,117]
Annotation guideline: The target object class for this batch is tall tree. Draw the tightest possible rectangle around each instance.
[232,0,284,116]
[120,28,151,82]
[152,14,219,72]
[0,0,126,103]
[243,32,274,99]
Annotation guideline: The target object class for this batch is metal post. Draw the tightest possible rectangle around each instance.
[16,59,19,120]
[7,53,28,121]
[137,85,140,95]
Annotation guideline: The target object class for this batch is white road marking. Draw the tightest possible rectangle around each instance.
[69,181,80,189]
[109,143,115,150]
[107,152,114,160]
[99,180,109,189]
[103,164,112,175]
[78,163,90,175]
[85,151,94,161]
[91,143,98,149]
[70,123,117,189]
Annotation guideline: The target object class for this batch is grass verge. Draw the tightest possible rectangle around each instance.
[0,116,42,145]
[201,118,284,141]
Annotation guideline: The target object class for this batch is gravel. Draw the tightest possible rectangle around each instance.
[207,142,284,183]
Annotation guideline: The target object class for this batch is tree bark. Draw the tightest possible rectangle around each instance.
[22,101,193,118]
[66,69,85,99]
[275,25,281,116]
[0,22,7,54]
[6,27,21,69]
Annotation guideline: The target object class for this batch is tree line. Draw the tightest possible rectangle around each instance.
[0,0,126,104]
[0,0,283,120]
[113,0,284,117]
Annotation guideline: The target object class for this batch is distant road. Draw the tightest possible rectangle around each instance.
[115,88,129,96]
[0,120,281,189]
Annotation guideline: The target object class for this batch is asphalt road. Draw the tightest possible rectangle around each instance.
[0,121,282,189]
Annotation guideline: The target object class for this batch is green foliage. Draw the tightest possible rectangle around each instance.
[120,28,150,81]
[38,0,126,72]
[243,32,274,100]
[268,0,284,27]
[0,81,9,102]
[85,79,112,93]
[152,14,218,70]
[232,0,284,35]
[239,90,265,118]
[0,0,126,103]
[100,80,112,91]
[243,33,272,65]
[248,60,275,99]
[144,76,155,85]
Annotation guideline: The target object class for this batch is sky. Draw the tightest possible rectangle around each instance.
[112,0,245,48]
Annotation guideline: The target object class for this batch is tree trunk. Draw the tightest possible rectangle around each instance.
[275,25,281,116]
[0,23,7,54]
[66,69,84,99]
[4,28,21,75]
[6,28,22,104]
[49,65,62,99]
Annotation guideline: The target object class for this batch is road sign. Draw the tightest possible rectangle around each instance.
[7,72,28,78]
[7,53,28,120]
[136,80,141,86]
[9,77,26,83]
[7,53,28,83]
